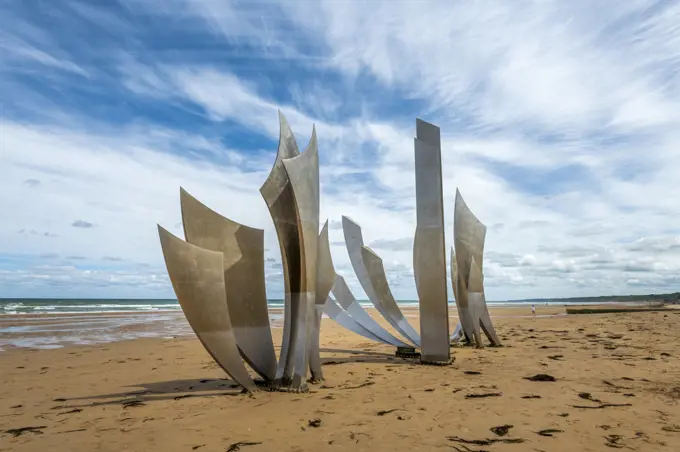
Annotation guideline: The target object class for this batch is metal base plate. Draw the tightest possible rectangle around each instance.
[395,346,421,359]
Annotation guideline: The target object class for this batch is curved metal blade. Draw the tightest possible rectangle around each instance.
[308,220,334,381]
[259,111,301,386]
[454,188,487,287]
[280,126,320,392]
[323,296,390,343]
[467,257,485,347]
[453,190,500,347]
[413,118,449,363]
[360,245,421,346]
[342,216,420,346]
[157,225,258,392]
[469,256,501,346]
[450,322,464,342]
[331,275,410,347]
[180,188,277,381]
[450,248,459,303]
[450,247,470,343]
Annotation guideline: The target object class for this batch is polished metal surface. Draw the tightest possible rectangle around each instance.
[469,257,501,346]
[450,322,464,342]
[450,247,459,302]
[361,245,421,346]
[453,190,501,347]
[466,257,485,346]
[413,118,450,364]
[454,189,487,291]
[323,296,389,343]
[259,111,301,386]
[308,221,334,381]
[451,247,473,343]
[342,216,421,346]
[449,248,466,343]
[280,127,320,391]
[330,276,410,347]
[157,226,258,392]
[453,190,484,346]
[180,188,277,381]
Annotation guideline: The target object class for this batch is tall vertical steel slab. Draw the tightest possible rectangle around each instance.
[280,127,320,392]
[259,111,301,386]
[413,118,450,364]
[179,188,277,381]
[158,226,258,392]
[330,276,410,347]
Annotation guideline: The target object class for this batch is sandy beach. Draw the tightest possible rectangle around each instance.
[1,306,679,452]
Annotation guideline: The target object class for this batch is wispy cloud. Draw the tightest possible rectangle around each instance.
[1,0,679,299]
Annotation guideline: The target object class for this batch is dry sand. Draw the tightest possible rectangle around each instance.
[1,306,679,451]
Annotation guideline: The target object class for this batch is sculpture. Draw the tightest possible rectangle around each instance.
[413,119,450,364]
[180,188,277,381]
[317,228,410,346]
[452,189,501,347]
[278,128,321,390]
[159,111,323,392]
[343,216,421,347]
[158,226,259,392]
[330,275,410,347]
[323,296,391,343]
[156,112,505,392]
[259,112,303,388]
[309,221,336,382]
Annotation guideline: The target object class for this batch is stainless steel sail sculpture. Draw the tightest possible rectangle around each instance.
[449,248,465,343]
[337,118,453,362]
[413,119,450,364]
[324,296,390,343]
[180,188,277,381]
[280,128,321,389]
[158,226,259,392]
[452,189,501,347]
[329,275,410,347]
[261,116,321,392]
[156,112,505,392]
[259,112,301,386]
[158,111,324,393]
[309,221,335,381]
[343,216,421,346]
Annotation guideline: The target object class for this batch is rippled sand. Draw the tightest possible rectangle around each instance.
[1,306,679,451]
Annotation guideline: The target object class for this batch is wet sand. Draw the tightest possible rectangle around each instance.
[1,306,679,451]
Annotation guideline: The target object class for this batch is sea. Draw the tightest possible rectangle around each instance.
[0,297,606,351]
[0,297,606,316]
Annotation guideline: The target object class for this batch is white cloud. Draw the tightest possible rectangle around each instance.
[0,34,89,77]
[1,0,680,300]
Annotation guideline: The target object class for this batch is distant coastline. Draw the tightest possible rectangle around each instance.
[1,291,678,315]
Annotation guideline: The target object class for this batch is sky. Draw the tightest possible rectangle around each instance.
[1,0,680,301]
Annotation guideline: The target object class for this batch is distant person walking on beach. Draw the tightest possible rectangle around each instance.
[531,304,536,317]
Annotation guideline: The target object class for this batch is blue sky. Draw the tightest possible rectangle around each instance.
[2,0,680,300]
